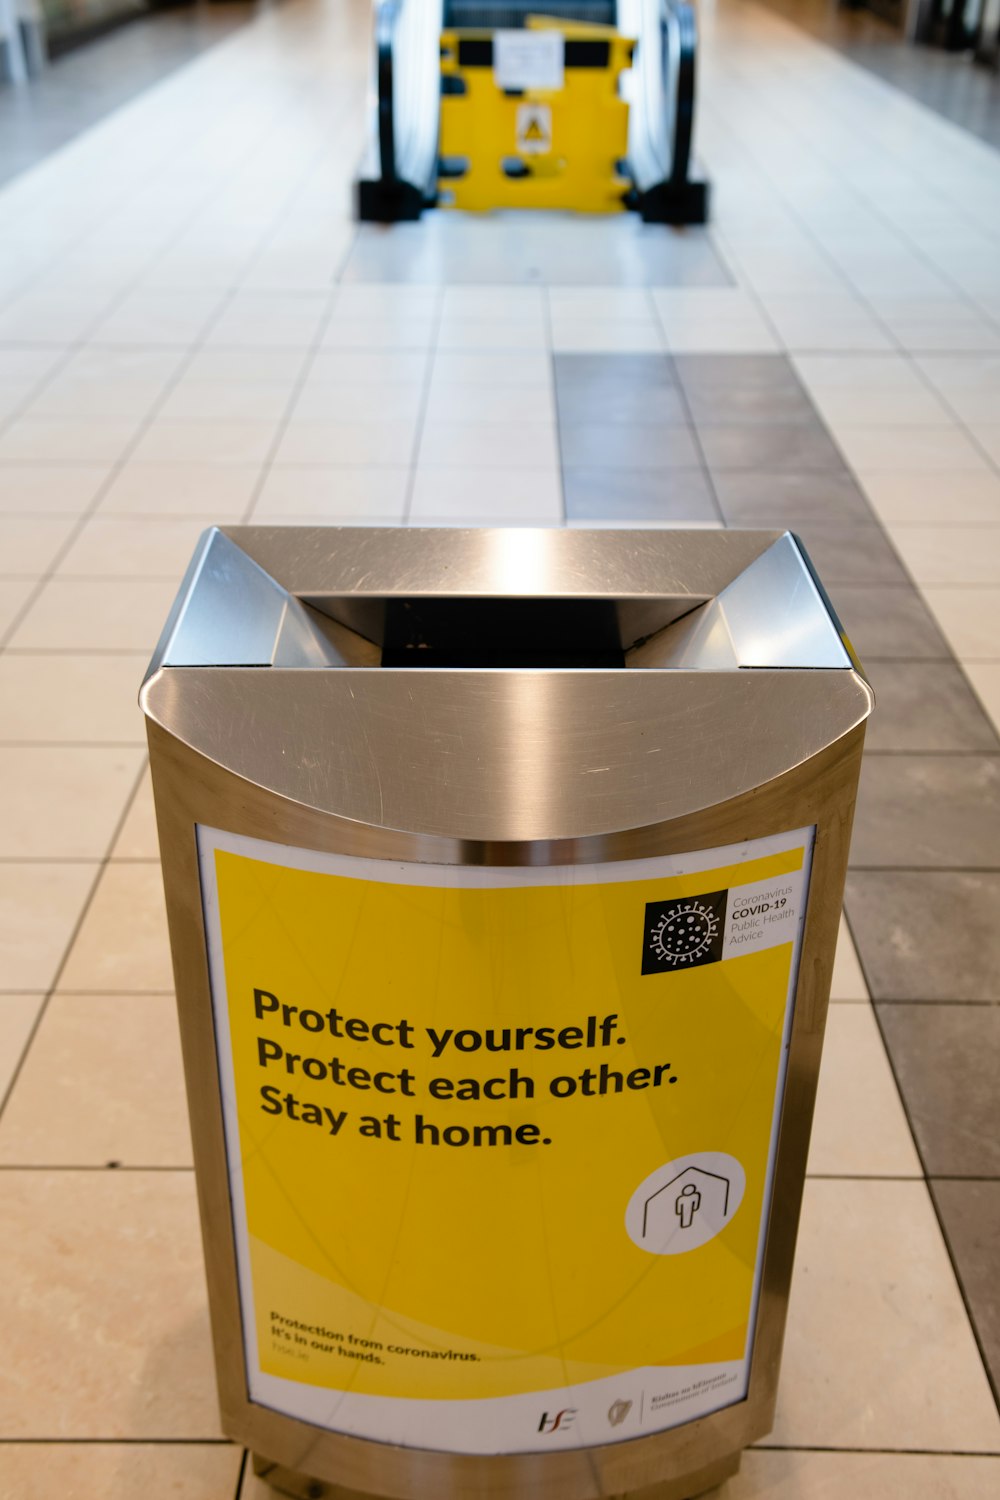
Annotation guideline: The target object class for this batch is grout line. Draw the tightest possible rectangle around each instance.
[0,756,149,1127]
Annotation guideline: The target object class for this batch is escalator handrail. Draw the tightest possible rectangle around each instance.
[375,0,402,186]
[663,0,697,188]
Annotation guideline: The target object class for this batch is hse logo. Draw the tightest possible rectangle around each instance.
[642,890,727,975]
[538,1408,577,1433]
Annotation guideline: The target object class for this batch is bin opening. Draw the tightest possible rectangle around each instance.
[379,598,628,668]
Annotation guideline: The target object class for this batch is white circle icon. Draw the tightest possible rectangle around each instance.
[625,1151,746,1254]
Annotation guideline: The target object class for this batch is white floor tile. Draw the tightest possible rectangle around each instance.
[889,525,1000,585]
[839,425,991,474]
[418,420,560,470]
[808,1004,921,1177]
[772,1179,1000,1450]
[859,471,1000,526]
[0,515,78,577]
[251,466,409,519]
[410,467,563,521]
[964,662,1000,734]
[97,462,260,518]
[922,587,1000,661]
[729,1451,1000,1499]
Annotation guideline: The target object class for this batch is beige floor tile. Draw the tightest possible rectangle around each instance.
[410,466,563,521]
[807,1004,921,1177]
[0,994,190,1166]
[111,770,159,858]
[418,421,559,470]
[830,914,868,1001]
[770,1179,1000,1450]
[0,654,146,742]
[0,864,97,991]
[0,579,33,636]
[724,1451,1000,1499]
[964,662,1000,735]
[56,515,210,579]
[129,421,278,467]
[0,465,110,515]
[274,421,417,467]
[0,746,143,857]
[9,576,180,652]
[58,862,172,992]
[922,587,1000,661]
[0,1170,220,1436]
[98,461,261,517]
[0,515,77,577]
[843,427,990,474]
[0,996,44,1101]
[859,471,1000,527]
[889,525,1000,586]
[252,465,409,519]
[0,1443,242,1500]
[0,418,140,466]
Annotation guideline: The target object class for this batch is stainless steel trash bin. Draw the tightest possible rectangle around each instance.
[141,526,873,1500]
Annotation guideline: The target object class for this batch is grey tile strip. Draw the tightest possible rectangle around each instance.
[551,350,1000,1411]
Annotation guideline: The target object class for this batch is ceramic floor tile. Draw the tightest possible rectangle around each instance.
[878,1005,1000,1176]
[0,418,141,466]
[58,861,172,993]
[807,1004,921,1178]
[841,426,991,474]
[808,387,954,427]
[861,662,998,751]
[697,425,844,473]
[274,420,417,467]
[409,467,563,522]
[0,465,111,515]
[0,994,190,1166]
[0,1444,242,1499]
[0,747,143,859]
[558,423,700,471]
[9,577,180,652]
[156,382,293,425]
[321,317,436,351]
[846,871,1000,1001]
[56,516,210,579]
[424,383,556,427]
[964,662,1000,734]
[435,318,549,353]
[828,584,950,661]
[204,293,329,348]
[293,382,424,425]
[555,382,687,427]
[0,864,97,992]
[0,1170,219,1436]
[858,472,1000,527]
[830,914,869,1002]
[791,524,910,587]
[673,354,816,426]
[922,589,1000,661]
[794,354,927,393]
[711,470,872,527]
[771,1177,999,1449]
[0,515,78,577]
[0,579,34,637]
[111,771,157,860]
[851,755,1000,868]
[430,351,551,389]
[550,320,664,354]
[252,466,409,520]
[915,354,1000,424]
[91,290,224,345]
[418,421,559,470]
[129,420,278,466]
[725,1452,1000,1499]
[97,461,261,518]
[889,525,1000,586]
[930,1180,1000,1396]
[563,468,718,523]
[184,349,310,384]
[0,995,44,1102]
[0,654,146,743]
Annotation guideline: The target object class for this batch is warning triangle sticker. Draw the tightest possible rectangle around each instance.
[516,103,552,156]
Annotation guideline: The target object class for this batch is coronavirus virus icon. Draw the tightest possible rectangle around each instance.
[650,902,719,964]
[642,889,728,975]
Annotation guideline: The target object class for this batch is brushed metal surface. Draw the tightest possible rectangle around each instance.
[141,526,873,1500]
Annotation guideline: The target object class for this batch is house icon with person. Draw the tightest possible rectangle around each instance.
[642,1164,732,1244]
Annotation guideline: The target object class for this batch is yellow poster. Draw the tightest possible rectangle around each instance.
[199,825,813,1454]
